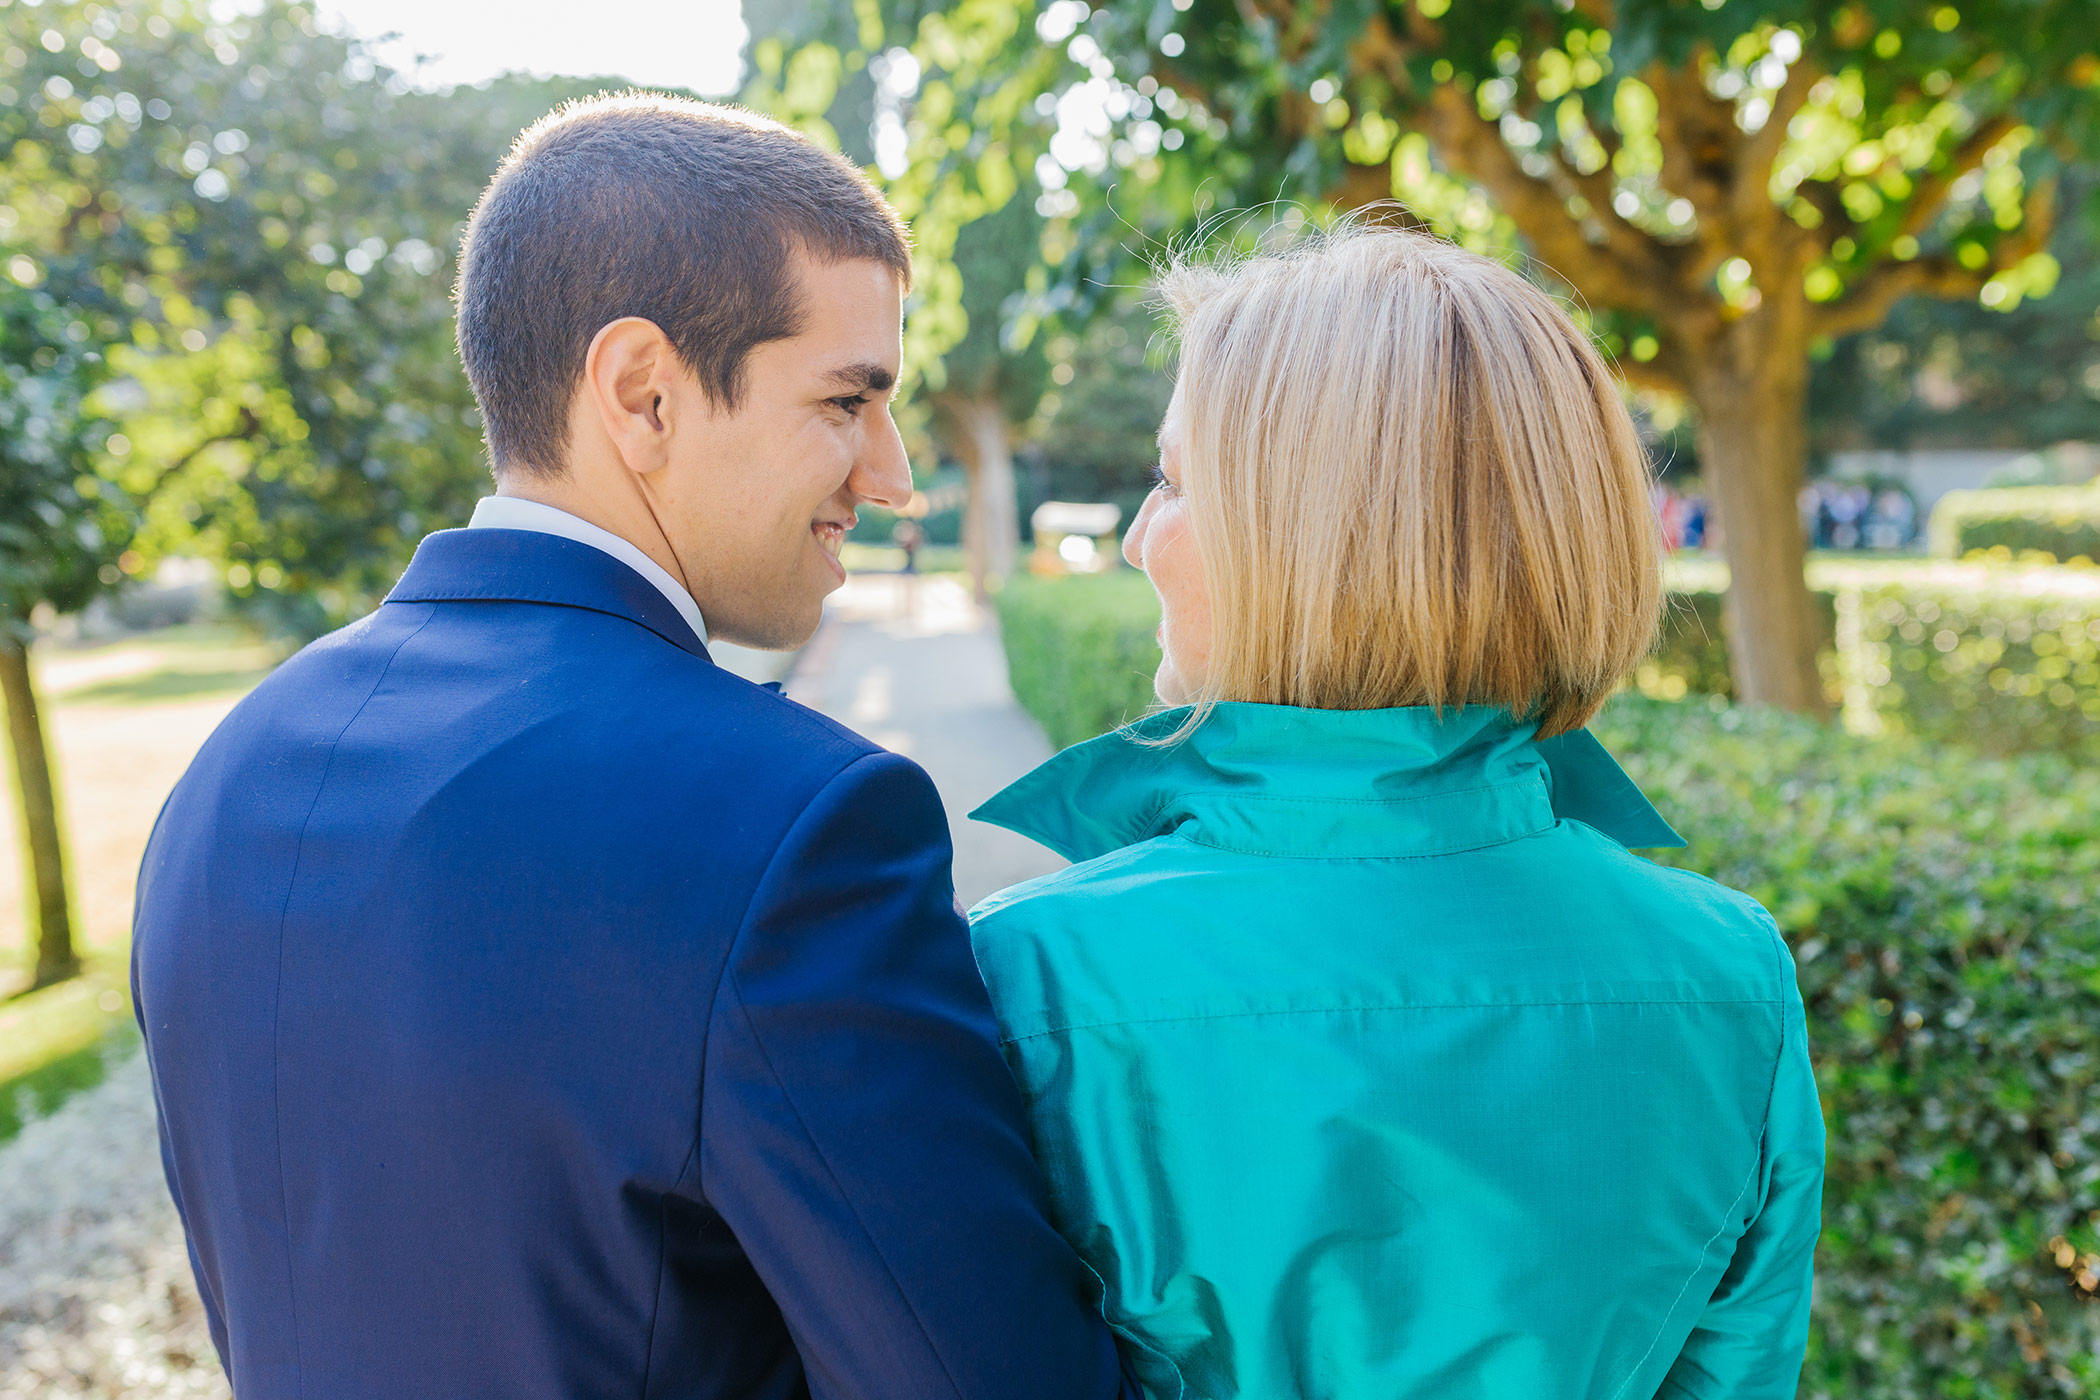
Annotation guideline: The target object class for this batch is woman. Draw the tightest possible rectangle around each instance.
[969,227,1825,1400]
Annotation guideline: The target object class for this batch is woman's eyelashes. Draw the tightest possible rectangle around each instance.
[1150,463,1180,496]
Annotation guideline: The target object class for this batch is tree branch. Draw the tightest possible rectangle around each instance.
[1894,111,2020,242]
[1806,254,1983,338]
[1326,161,1426,217]
[1733,57,1821,233]
[143,407,265,497]
[1514,88,1664,272]
[1649,59,1734,228]
[1151,61,1229,131]
[1345,9,1410,95]
[1643,57,1754,298]
[1612,347,1690,397]
[1809,177,2057,339]
[1420,85,1668,314]
[1790,178,1857,241]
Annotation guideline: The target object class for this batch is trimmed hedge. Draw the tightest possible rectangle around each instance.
[1929,484,2100,565]
[1844,569,2100,760]
[1007,559,2100,762]
[994,579,2100,1399]
[1643,583,1839,706]
[995,571,1164,750]
[1642,558,2100,762]
[1596,698,2100,1400]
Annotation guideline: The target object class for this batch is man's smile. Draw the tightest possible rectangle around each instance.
[813,516,853,576]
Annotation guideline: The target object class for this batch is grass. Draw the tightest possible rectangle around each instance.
[0,997,140,1144]
[62,666,275,705]
[36,623,284,705]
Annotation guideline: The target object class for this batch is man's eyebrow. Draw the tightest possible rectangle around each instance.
[822,362,896,396]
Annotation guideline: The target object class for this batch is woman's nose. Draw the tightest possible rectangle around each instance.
[1123,493,1156,568]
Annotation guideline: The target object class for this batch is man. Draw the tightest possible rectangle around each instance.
[132,94,1137,1400]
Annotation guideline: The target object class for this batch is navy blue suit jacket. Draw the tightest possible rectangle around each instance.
[132,528,1135,1400]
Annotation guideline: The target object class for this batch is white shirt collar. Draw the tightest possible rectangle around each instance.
[467,496,709,645]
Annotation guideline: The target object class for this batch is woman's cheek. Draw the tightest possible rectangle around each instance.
[1153,507,1210,699]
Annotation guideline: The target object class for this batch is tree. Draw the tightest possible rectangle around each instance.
[0,0,599,985]
[929,196,1053,595]
[1025,294,1178,528]
[749,0,1092,593]
[0,0,202,988]
[864,0,2100,710]
[1811,176,2100,452]
[114,67,610,636]
[0,277,131,988]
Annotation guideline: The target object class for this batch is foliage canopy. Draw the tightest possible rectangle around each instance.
[1,0,605,634]
[816,0,2100,709]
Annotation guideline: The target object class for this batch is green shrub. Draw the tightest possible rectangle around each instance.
[1593,696,2100,1400]
[1928,484,2100,565]
[1003,559,2100,762]
[1845,569,2100,760]
[994,571,1163,749]
[1641,557,2100,761]
[1642,583,1839,706]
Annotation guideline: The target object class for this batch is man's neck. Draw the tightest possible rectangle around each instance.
[492,472,691,595]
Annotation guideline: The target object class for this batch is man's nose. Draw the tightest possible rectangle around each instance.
[849,408,913,509]
[1123,493,1156,568]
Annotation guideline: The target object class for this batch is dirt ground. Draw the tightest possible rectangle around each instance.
[0,632,272,982]
[0,698,247,978]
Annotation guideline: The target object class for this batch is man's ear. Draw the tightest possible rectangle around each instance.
[583,317,684,476]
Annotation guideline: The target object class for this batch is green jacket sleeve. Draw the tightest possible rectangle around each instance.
[1657,960,1826,1400]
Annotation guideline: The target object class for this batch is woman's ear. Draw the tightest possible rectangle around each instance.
[583,317,679,476]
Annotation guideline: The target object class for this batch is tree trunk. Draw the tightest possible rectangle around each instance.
[935,390,1020,601]
[0,629,79,990]
[1685,309,1831,715]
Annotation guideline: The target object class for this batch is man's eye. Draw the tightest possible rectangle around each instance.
[830,394,869,416]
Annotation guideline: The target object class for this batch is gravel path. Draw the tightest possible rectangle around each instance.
[0,1049,228,1399]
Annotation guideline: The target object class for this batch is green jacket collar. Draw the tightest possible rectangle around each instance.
[971,703,1683,862]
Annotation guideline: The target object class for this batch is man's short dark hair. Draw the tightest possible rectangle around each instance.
[454,92,913,474]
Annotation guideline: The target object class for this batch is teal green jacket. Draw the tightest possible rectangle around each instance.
[969,704,1824,1400]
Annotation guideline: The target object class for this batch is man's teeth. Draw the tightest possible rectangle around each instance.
[814,523,844,557]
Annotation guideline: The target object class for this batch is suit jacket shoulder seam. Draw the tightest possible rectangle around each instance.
[266,603,436,1399]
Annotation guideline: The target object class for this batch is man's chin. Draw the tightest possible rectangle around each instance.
[709,600,827,653]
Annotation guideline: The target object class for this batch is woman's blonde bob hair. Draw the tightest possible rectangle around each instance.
[1157,222,1663,738]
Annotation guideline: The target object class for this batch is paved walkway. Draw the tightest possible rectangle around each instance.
[788,573,1067,909]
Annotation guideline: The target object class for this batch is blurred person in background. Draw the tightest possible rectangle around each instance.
[968,225,1826,1400]
[1866,487,1918,551]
